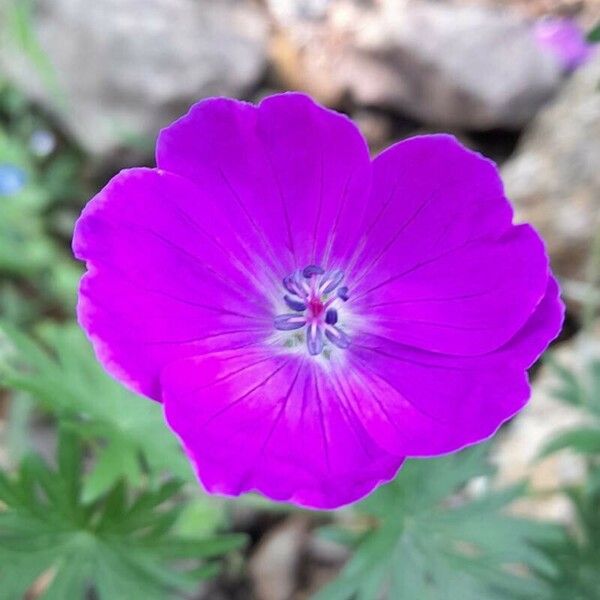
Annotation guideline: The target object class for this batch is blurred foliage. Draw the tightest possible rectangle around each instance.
[0,79,242,598]
[522,471,600,600]
[587,21,600,43]
[507,346,600,600]
[314,446,559,600]
[0,427,246,600]
[0,82,85,324]
[0,323,193,501]
[0,0,64,105]
[541,352,600,461]
[0,126,53,275]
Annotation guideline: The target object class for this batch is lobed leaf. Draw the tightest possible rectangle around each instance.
[0,431,247,599]
[315,446,559,600]
[0,322,193,497]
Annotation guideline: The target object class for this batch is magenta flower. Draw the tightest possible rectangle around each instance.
[534,17,595,71]
[73,93,563,509]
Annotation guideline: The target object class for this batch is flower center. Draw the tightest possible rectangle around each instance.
[274,264,350,356]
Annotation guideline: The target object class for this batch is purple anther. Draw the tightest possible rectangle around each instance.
[284,295,306,312]
[307,324,324,355]
[303,264,325,278]
[283,272,301,296]
[274,314,306,331]
[325,308,338,325]
[320,269,344,294]
[337,286,349,301]
[325,326,350,349]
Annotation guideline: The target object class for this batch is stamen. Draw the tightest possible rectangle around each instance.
[303,264,325,278]
[325,308,338,325]
[274,314,306,331]
[325,326,350,349]
[307,323,324,355]
[337,286,349,301]
[283,271,303,296]
[320,269,344,294]
[284,295,307,312]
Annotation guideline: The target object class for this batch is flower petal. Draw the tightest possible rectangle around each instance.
[156,93,372,272]
[346,277,563,457]
[349,135,549,355]
[161,351,404,509]
[73,168,274,399]
[489,275,564,367]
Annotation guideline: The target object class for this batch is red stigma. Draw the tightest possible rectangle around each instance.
[308,297,325,319]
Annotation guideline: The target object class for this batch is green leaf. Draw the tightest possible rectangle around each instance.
[545,351,600,421]
[587,22,600,43]
[542,350,600,458]
[545,353,585,407]
[315,446,559,600]
[81,439,141,503]
[539,427,600,458]
[40,554,92,600]
[0,127,57,280]
[145,534,249,560]
[0,323,193,496]
[0,431,247,599]
[1,0,66,106]
[519,466,600,599]
[57,424,83,511]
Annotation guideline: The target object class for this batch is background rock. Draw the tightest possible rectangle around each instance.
[248,516,310,600]
[268,0,563,129]
[349,108,398,154]
[301,532,351,597]
[452,0,600,24]
[502,55,600,306]
[0,0,268,157]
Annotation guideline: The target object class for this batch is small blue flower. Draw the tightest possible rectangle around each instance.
[0,164,27,196]
[30,130,56,158]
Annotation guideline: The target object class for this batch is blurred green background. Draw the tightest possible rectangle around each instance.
[0,0,599,598]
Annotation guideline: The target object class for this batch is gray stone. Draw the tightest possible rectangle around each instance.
[502,55,600,304]
[0,0,268,156]
[249,516,309,600]
[268,0,562,129]
[350,109,396,154]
